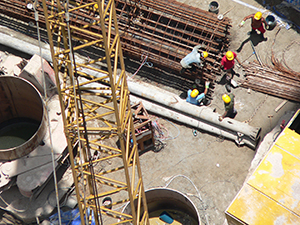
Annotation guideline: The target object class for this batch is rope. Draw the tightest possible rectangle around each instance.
[34,2,62,225]
[128,54,153,79]
[151,116,180,141]
[164,174,208,224]
[65,1,103,224]
[164,174,202,201]
[0,194,27,213]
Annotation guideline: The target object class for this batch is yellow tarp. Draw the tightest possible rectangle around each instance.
[226,184,300,224]
[226,117,300,224]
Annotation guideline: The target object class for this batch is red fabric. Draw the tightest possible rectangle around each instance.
[221,52,237,70]
[252,24,266,34]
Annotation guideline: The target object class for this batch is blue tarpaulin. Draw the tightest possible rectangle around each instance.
[49,208,95,225]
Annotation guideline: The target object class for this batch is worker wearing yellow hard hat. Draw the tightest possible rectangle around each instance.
[180,44,208,75]
[186,81,211,106]
[220,50,242,92]
[239,11,268,41]
[219,93,237,121]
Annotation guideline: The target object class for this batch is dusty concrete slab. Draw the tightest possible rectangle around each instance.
[130,0,300,224]
[0,0,299,224]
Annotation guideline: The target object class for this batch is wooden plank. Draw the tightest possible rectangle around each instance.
[275,100,288,112]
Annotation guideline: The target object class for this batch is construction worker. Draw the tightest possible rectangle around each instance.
[239,11,268,40]
[221,51,241,92]
[180,45,208,74]
[219,93,237,121]
[186,81,210,106]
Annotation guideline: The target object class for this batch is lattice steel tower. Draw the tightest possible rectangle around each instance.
[41,0,149,224]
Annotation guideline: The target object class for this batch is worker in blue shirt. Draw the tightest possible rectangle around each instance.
[180,45,208,74]
[186,81,210,106]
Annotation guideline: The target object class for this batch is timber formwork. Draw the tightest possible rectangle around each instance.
[0,0,231,85]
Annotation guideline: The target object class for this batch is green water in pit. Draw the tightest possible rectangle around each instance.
[0,119,39,149]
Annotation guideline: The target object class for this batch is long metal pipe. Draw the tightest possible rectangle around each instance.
[0,27,260,148]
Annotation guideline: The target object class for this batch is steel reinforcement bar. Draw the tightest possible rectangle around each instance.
[242,62,300,102]
[0,0,230,83]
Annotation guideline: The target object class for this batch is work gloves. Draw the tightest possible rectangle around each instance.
[205,81,210,89]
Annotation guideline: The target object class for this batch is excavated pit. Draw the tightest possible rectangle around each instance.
[0,76,47,161]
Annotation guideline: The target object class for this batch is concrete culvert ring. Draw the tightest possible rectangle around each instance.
[122,188,201,224]
[0,76,47,161]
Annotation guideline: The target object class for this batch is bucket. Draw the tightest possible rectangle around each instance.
[265,15,277,30]
[209,1,219,14]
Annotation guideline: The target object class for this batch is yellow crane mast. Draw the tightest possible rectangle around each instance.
[41,0,149,224]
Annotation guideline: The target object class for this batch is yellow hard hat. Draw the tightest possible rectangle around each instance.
[191,89,199,98]
[94,3,98,10]
[226,51,234,61]
[254,12,262,20]
[202,51,208,58]
[222,94,231,104]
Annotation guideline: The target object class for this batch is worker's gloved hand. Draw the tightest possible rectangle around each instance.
[218,116,223,121]
[205,81,210,89]
[239,21,245,27]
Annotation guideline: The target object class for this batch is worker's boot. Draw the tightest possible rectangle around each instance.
[260,33,267,41]
[225,83,231,92]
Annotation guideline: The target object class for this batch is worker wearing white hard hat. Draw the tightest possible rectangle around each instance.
[180,44,208,74]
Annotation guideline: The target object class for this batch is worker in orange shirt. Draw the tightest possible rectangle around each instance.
[239,11,268,40]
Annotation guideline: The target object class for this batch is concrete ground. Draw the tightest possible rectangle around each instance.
[129,0,300,224]
[0,0,300,224]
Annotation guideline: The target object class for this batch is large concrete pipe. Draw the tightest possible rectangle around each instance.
[122,188,201,224]
[127,79,261,142]
[76,77,257,148]
[77,75,260,148]
[0,26,52,62]
[129,95,257,149]
[0,76,47,161]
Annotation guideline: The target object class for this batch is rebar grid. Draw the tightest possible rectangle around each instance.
[0,0,231,86]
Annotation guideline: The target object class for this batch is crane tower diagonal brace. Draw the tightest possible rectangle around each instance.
[41,0,149,224]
